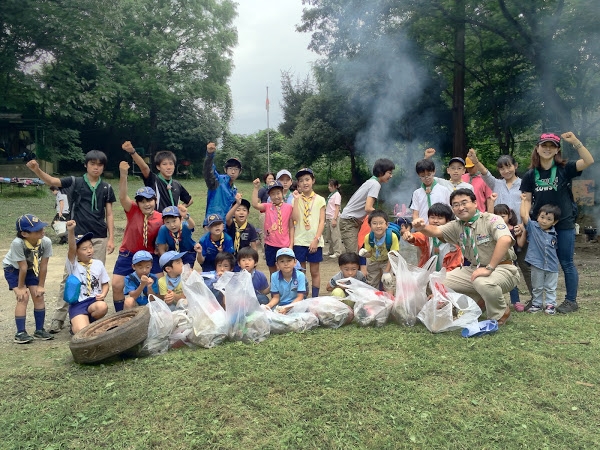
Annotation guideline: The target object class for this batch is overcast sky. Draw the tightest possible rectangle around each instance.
[228,1,317,135]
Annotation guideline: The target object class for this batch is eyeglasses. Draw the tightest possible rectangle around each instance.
[451,200,472,209]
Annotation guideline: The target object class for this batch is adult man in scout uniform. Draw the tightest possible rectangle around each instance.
[412,188,518,324]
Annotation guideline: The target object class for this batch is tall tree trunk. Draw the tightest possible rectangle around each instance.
[452,0,466,157]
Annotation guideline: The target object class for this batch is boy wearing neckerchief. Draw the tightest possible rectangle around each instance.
[158,251,188,311]
[197,214,234,272]
[123,140,193,211]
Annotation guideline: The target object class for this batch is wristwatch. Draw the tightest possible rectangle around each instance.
[485,264,495,271]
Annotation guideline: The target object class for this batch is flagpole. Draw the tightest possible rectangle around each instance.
[266,86,270,173]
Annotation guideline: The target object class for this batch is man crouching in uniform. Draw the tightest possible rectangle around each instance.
[412,188,518,325]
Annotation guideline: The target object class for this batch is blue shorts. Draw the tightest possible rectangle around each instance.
[113,251,162,276]
[293,245,323,264]
[69,297,96,319]
[4,266,38,289]
[264,244,281,267]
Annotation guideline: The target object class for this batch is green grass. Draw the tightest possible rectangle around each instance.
[1,178,600,448]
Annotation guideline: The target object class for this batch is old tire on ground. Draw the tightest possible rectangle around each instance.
[69,307,150,364]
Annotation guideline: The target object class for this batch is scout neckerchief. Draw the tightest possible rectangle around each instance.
[157,173,175,205]
[422,179,441,268]
[83,174,101,211]
[211,233,224,251]
[282,191,291,204]
[271,203,283,234]
[460,210,481,268]
[165,274,181,291]
[143,215,149,248]
[80,260,93,294]
[234,221,248,252]
[24,239,41,276]
[373,234,385,258]
[534,163,557,191]
[300,191,315,230]
[169,224,182,252]
[469,172,481,184]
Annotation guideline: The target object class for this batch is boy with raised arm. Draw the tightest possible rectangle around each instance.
[26,152,115,333]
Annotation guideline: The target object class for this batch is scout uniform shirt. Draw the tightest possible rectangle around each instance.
[438,212,516,266]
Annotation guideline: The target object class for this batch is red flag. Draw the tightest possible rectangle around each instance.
[266,95,270,111]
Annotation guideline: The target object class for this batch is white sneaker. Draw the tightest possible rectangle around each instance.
[329,253,340,259]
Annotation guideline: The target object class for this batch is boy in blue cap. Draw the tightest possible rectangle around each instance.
[203,141,242,226]
[156,205,201,268]
[3,214,54,343]
[123,250,160,309]
[197,213,234,272]
[266,248,307,310]
[158,250,188,310]
[226,193,259,262]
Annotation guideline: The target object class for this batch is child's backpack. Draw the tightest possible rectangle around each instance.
[368,222,402,251]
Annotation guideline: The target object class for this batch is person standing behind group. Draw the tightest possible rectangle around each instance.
[257,172,275,236]
[339,158,395,254]
[463,156,493,213]
[123,141,193,211]
[325,179,344,259]
[467,149,532,301]
[26,152,116,334]
[520,132,594,314]
[203,141,242,226]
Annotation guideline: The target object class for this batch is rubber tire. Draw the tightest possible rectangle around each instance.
[69,307,150,364]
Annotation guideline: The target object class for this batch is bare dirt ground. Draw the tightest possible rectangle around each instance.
[0,236,597,350]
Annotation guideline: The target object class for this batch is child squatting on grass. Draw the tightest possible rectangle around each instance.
[3,215,54,343]
[65,221,109,334]
[123,250,159,310]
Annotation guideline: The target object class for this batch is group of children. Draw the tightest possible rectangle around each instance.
[4,132,592,343]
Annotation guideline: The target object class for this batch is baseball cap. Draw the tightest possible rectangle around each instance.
[464,157,475,168]
[16,214,48,233]
[75,232,94,247]
[162,206,181,218]
[448,157,466,166]
[295,168,314,179]
[267,180,284,193]
[206,213,224,227]
[276,247,295,259]
[225,157,242,170]
[232,198,251,210]
[537,133,561,147]
[135,186,156,199]
[276,169,292,180]
[159,250,187,268]
[395,217,411,228]
[132,250,153,264]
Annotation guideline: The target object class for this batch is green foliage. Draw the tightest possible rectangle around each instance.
[1,0,238,163]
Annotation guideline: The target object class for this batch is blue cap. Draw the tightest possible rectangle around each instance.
[132,250,153,264]
[267,180,284,193]
[162,206,181,218]
[232,198,251,210]
[135,186,156,199]
[17,214,48,233]
[75,232,94,247]
[159,250,187,268]
[206,213,224,227]
[295,168,314,179]
[448,157,466,166]
[276,247,295,259]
